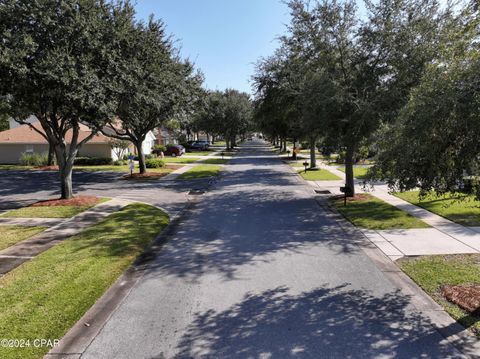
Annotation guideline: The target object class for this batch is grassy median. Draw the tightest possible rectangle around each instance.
[0,203,169,359]
[0,226,47,251]
[400,254,480,337]
[332,193,429,230]
[177,164,221,180]
[395,191,480,226]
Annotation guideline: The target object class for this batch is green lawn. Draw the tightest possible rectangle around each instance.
[395,191,480,226]
[400,254,480,337]
[337,166,371,179]
[0,226,47,251]
[164,157,200,164]
[177,164,221,180]
[298,168,342,181]
[184,150,215,156]
[0,203,168,359]
[332,193,430,230]
[201,158,228,165]
[1,198,110,218]
[74,165,173,173]
[0,165,33,170]
[212,140,226,146]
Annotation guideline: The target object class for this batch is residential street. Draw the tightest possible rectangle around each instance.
[75,140,464,359]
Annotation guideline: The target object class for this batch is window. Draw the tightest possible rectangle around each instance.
[25,145,34,153]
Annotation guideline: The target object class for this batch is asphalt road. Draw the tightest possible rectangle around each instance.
[0,166,205,216]
[76,140,465,359]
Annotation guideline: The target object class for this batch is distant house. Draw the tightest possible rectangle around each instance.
[0,120,155,164]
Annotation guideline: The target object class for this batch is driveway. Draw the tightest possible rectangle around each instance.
[77,140,465,358]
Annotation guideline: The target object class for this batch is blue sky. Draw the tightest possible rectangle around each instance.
[134,0,291,94]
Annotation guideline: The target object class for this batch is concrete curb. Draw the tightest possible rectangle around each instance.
[45,199,195,358]
[316,196,480,358]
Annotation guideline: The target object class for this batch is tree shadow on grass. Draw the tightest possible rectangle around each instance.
[169,285,462,359]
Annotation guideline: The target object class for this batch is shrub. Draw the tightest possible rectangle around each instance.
[113,159,128,166]
[19,152,49,166]
[152,144,166,155]
[145,158,165,168]
[145,154,156,159]
[336,151,346,164]
[74,157,113,166]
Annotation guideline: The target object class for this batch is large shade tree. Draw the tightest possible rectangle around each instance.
[0,0,126,198]
[102,15,203,174]
[370,1,480,196]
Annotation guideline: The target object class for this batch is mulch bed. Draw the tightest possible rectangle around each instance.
[441,284,480,314]
[31,195,102,207]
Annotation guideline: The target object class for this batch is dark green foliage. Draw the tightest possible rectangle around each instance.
[145,158,165,168]
[74,157,113,166]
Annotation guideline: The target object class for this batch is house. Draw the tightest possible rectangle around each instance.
[0,120,156,164]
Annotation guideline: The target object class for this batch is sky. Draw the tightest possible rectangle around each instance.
[134,0,291,95]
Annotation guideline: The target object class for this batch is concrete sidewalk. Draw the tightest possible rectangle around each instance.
[308,163,480,259]
[0,198,132,275]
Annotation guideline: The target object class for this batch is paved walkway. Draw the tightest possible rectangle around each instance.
[308,163,480,259]
[62,140,468,359]
[0,198,132,275]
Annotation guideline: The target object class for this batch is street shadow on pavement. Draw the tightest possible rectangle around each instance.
[170,285,462,359]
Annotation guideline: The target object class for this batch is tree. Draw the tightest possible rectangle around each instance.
[272,0,448,195]
[108,138,131,160]
[369,1,480,197]
[102,16,203,174]
[0,0,123,198]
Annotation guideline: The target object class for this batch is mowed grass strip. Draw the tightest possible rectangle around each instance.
[1,198,110,218]
[337,166,370,180]
[201,158,228,165]
[164,157,200,164]
[0,225,47,251]
[298,168,341,181]
[332,193,430,230]
[395,191,480,226]
[399,254,480,337]
[0,203,169,359]
[177,164,221,180]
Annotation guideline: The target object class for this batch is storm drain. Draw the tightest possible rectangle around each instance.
[314,189,331,194]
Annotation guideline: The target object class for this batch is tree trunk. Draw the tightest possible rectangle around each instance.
[345,145,355,197]
[282,138,287,152]
[226,138,230,150]
[230,135,236,148]
[135,141,146,174]
[310,136,316,168]
[292,138,297,160]
[47,143,55,166]
[55,145,74,199]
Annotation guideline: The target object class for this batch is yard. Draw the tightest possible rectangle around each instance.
[400,254,480,337]
[337,166,371,180]
[177,164,221,180]
[395,191,480,226]
[332,193,430,230]
[1,198,109,218]
[0,203,169,359]
[298,168,341,181]
[0,226,46,251]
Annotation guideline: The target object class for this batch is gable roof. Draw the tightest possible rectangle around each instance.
[0,121,111,144]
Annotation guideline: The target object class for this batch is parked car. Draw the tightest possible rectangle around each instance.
[190,140,210,151]
[164,145,185,157]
